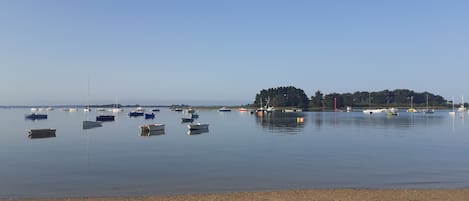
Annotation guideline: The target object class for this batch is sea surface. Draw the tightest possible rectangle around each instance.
[1,108,469,198]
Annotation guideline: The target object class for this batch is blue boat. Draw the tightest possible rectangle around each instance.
[96,115,115,122]
[145,113,155,119]
[129,111,144,117]
[25,113,48,120]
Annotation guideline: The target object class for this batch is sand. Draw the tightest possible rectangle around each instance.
[3,189,469,201]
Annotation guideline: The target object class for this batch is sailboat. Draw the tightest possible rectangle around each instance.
[423,95,434,114]
[407,96,417,113]
[363,94,385,114]
[84,78,92,112]
[82,78,102,129]
[110,97,123,113]
[449,96,456,116]
[457,96,466,112]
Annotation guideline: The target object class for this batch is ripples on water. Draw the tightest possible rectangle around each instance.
[0,108,468,198]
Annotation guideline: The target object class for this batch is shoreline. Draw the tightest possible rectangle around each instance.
[4,188,469,201]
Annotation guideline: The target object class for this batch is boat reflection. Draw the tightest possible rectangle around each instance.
[255,112,305,133]
[187,128,209,135]
[140,129,165,136]
[311,111,446,130]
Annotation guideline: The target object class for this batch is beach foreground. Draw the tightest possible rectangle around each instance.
[4,189,469,201]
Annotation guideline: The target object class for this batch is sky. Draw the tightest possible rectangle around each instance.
[1,0,468,105]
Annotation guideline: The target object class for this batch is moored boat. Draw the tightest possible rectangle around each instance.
[362,109,385,115]
[187,123,209,130]
[218,107,231,112]
[181,117,194,123]
[28,128,56,138]
[187,128,209,135]
[129,111,144,117]
[82,120,102,129]
[140,124,165,132]
[25,113,48,120]
[96,115,115,122]
[144,113,155,119]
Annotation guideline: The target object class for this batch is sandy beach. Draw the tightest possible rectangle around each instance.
[3,189,469,201]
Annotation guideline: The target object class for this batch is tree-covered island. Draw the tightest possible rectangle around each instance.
[253,86,453,111]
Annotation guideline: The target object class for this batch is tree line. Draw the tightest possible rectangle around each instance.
[254,87,449,110]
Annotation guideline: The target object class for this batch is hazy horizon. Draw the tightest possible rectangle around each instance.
[2,1,469,105]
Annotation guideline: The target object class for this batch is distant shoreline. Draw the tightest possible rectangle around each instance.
[3,188,469,201]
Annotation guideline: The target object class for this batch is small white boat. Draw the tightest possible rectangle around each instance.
[187,123,209,130]
[28,128,56,138]
[140,124,165,132]
[83,120,102,129]
[218,107,231,112]
[363,109,385,114]
[83,108,92,112]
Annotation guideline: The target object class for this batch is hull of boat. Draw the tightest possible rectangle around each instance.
[83,121,102,129]
[28,128,56,138]
[96,115,115,122]
[25,113,48,120]
[140,124,165,132]
[187,123,209,130]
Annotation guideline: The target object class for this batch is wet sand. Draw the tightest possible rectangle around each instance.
[3,189,469,201]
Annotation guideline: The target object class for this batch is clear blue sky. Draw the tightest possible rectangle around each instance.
[1,0,468,105]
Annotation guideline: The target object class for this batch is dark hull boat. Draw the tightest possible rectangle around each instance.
[25,113,47,120]
[144,113,155,119]
[82,121,103,129]
[28,128,56,138]
[129,111,144,117]
[96,115,115,122]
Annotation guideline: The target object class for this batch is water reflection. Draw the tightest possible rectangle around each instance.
[140,130,165,136]
[311,112,446,130]
[254,112,305,133]
[187,128,209,135]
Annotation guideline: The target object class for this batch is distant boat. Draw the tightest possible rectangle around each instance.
[239,108,248,112]
[28,128,56,138]
[449,96,456,116]
[84,78,92,112]
[135,107,145,112]
[187,123,209,130]
[110,97,123,113]
[141,129,165,136]
[140,124,165,132]
[187,128,209,135]
[218,107,231,112]
[144,113,155,119]
[129,111,144,117]
[152,109,160,112]
[423,95,435,114]
[181,117,194,123]
[83,108,92,112]
[82,120,102,129]
[362,109,385,115]
[407,96,418,113]
[385,108,399,116]
[457,96,466,112]
[185,108,195,113]
[96,115,115,122]
[25,113,47,120]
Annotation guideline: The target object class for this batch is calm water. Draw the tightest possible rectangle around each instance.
[1,108,469,198]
